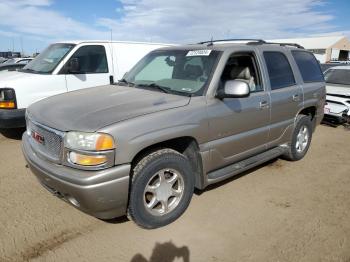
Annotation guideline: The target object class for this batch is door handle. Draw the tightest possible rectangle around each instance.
[259,101,269,109]
[292,94,300,101]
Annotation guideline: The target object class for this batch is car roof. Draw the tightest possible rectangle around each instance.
[55,40,173,46]
[156,40,305,52]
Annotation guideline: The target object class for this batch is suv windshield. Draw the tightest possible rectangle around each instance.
[324,69,350,86]
[21,43,75,74]
[124,49,220,96]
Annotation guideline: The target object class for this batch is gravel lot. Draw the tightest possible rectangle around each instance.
[0,125,349,262]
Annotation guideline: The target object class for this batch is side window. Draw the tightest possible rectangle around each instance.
[68,45,108,74]
[292,51,324,82]
[135,56,173,81]
[220,52,263,93]
[264,52,296,90]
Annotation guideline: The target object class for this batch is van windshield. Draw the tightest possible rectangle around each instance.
[124,49,220,96]
[21,43,75,74]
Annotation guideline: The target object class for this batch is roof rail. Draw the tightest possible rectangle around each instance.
[265,42,305,49]
[198,39,266,46]
[197,39,304,49]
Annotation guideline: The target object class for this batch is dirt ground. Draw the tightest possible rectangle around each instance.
[0,125,349,262]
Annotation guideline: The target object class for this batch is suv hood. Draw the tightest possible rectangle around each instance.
[326,84,350,98]
[28,85,191,132]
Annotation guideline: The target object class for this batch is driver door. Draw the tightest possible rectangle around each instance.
[207,51,270,170]
[63,45,111,92]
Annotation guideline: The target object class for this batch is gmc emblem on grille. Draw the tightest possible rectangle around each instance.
[31,131,45,145]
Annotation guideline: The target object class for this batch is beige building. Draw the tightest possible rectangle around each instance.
[270,36,350,63]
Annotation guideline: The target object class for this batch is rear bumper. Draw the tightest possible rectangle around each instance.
[0,108,26,128]
[22,133,131,219]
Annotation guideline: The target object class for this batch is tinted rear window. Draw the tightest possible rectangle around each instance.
[292,51,324,82]
[263,52,296,90]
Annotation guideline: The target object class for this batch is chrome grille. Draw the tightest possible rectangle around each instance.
[27,119,64,163]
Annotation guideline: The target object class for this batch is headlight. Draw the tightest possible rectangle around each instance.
[0,88,16,109]
[65,132,115,151]
[64,132,115,169]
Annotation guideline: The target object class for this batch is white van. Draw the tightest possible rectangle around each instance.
[0,40,171,128]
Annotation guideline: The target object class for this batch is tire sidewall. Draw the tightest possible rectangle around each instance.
[290,116,313,161]
[129,152,194,229]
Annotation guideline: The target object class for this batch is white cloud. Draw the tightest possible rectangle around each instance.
[0,0,347,49]
[0,0,109,43]
[97,0,339,43]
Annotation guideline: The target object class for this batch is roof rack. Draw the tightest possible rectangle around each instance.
[197,38,305,49]
[198,39,266,46]
[265,42,305,49]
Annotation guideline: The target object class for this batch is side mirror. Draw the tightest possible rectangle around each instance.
[216,80,250,99]
[66,57,80,74]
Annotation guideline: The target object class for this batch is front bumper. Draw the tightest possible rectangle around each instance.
[0,108,26,128]
[22,133,131,219]
[323,109,349,125]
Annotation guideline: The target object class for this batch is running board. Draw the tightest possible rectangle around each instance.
[206,147,287,185]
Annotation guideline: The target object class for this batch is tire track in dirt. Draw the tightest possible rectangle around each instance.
[6,223,101,262]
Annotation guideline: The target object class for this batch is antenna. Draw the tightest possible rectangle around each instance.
[208,36,214,46]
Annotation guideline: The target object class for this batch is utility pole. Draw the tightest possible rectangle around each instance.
[20,36,24,57]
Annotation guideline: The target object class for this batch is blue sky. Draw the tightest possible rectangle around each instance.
[0,0,349,55]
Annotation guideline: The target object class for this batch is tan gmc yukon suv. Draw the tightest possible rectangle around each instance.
[22,39,326,228]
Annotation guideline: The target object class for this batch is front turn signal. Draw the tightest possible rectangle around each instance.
[0,101,15,109]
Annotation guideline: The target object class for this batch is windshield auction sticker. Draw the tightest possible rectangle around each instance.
[186,50,212,56]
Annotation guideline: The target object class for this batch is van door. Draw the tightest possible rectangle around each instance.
[63,45,112,92]
[261,50,303,144]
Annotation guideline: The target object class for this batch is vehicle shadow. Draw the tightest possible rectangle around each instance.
[101,216,129,224]
[0,128,25,140]
[130,241,190,262]
[195,157,280,195]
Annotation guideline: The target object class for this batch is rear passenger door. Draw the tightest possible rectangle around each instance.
[63,45,111,92]
[291,51,325,123]
[261,50,303,143]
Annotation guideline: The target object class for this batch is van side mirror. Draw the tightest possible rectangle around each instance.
[66,57,80,74]
[216,80,250,99]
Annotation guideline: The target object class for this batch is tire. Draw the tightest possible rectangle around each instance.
[283,115,313,161]
[128,149,194,229]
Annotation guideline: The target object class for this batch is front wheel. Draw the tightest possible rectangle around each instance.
[128,149,194,229]
[283,115,313,161]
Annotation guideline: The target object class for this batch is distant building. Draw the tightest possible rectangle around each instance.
[270,36,350,63]
[0,51,21,59]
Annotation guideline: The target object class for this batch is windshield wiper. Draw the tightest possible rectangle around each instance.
[117,79,135,86]
[136,83,171,94]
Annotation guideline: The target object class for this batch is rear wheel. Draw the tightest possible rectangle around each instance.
[283,115,313,161]
[128,149,194,229]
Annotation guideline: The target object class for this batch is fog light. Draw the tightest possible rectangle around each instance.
[69,152,107,166]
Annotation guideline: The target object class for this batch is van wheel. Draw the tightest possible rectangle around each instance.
[283,115,313,161]
[128,149,194,229]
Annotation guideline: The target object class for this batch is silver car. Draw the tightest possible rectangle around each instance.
[22,39,326,228]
